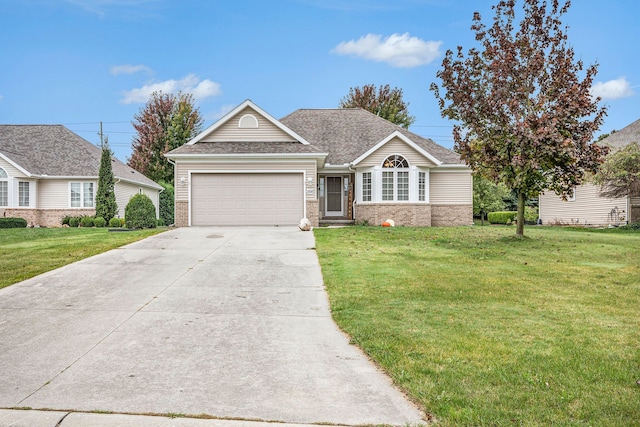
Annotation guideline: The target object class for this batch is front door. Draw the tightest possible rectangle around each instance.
[325,176,343,216]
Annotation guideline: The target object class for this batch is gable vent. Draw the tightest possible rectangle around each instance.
[238,114,259,129]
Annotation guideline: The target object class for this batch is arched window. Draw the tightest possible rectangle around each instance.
[382,155,409,201]
[238,114,259,129]
[0,167,7,206]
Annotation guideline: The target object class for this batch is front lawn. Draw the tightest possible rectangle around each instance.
[314,226,640,426]
[0,227,165,289]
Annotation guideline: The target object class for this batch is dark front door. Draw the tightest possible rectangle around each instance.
[325,176,343,216]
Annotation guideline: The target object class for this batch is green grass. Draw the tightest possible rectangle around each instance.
[0,227,165,289]
[314,226,640,426]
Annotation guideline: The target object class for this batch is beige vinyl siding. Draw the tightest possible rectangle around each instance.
[356,137,438,168]
[201,107,296,142]
[37,179,73,209]
[539,183,628,225]
[175,160,317,201]
[0,157,27,178]
[115,181,160,219]
[429,169,472,204]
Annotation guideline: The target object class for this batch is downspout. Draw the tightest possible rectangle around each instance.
[166,158,176,225]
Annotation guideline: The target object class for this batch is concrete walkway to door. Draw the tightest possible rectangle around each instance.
[0,227,425,426]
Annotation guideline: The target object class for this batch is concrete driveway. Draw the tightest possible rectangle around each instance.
[0,226,425,426]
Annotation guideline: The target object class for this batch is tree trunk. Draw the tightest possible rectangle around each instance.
[516,191,526,238]
[481,212,485,226]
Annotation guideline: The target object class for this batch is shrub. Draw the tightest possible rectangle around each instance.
[109,217,122,228]
[158,181,174,226]
[0,217,28,228]
[157,218,165,227]
[94,217,106,227]
[619,222,640,230]
[125,194,157,229]
[488,211,517,225]
[68,217,80,227]
[61,215,71,226]
[524,206,539,223]
[80,216,94,227]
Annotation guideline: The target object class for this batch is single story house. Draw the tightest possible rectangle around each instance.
[0,125,163,227]
[539,118,640,226]
[165,100,472,227]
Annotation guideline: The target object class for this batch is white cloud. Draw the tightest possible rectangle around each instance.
[590,77,635,100]
[120,74,222,104]
[331,33,442,68]
[110,64,152,75]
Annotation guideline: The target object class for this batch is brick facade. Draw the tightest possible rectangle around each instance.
[353,203,473,227]
[430,204,473,226]
[2,208,96,227]
[306,199,319,227]
[175,200,189,227]
[354,203,432,226]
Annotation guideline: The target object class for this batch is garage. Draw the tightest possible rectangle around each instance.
[190,173,304,226]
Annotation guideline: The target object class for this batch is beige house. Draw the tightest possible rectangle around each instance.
[166,100,472,227]
[0,125,162,227]
[539,118,640,226]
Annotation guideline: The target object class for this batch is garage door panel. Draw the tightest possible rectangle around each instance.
[191,173,303,226]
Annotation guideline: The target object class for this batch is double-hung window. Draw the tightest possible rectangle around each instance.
[70,182,94,207]
[0,167,7,207]
[382,155,409,202]
[18,181,30,207]
[362,172,372,202]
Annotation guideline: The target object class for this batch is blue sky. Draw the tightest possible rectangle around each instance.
[1,0,638,162]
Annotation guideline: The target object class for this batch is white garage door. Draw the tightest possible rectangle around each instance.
[191,173,304,226]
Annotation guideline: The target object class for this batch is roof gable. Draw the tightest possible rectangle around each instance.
[352,131,442,167]
[187,100,311,145]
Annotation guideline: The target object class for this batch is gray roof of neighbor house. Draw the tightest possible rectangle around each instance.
[0,125,162,189]
[280,108,463,165]
[600,118,640,152]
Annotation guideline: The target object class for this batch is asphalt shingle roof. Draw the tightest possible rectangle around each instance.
[600,118,640,152]
[0,125,161,188]
[280,108,463,165]
[168,141,324,155]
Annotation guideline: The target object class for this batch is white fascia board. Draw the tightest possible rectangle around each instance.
[35,174,163,190]
[0,152,33,177]
[318,164,352,173]
[431,164,472,172]
[186,99,312,146]
[351,130,443,166]
[115,176,164,190]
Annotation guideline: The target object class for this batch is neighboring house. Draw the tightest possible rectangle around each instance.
[165,99,472,227]
[0,125,163,227]
[539,118,640,226]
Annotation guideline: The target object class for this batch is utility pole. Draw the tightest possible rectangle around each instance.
[99,121,104,148]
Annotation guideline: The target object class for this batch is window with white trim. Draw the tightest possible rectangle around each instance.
[0,167,7,207]
[18,181,30,207]
[70,182,94,207]
[418,172,426,201]
[362,172,372,202]
[381,155,409,202]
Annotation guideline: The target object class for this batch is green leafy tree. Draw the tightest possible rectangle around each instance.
[158,181,174,226]
[95,138,118,222]
[593,142,640,199]
[431,0,608,237]
[473,175,509,225]
[128,91,203,184]
[339,84,416,128]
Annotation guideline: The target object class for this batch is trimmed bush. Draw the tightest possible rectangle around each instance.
[68,217,80,227]
[61,215,71,226]
[125,194,157,229]
[524,206,539,223]
[109,217,122,228]
[488,211,517,225]
[80,216,94,227]
[158,181,174,226]
[0,217,28,228]
[94,217,106,228]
